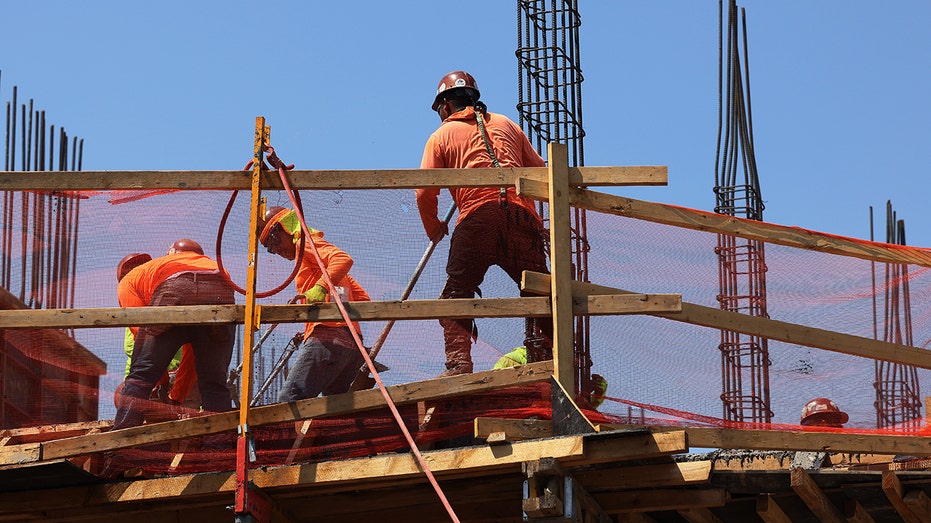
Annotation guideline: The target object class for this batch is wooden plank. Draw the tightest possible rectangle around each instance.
[579,430,687,465]
[903,489,931,523]
[0,361,554,465]
[0,165,667,191]
[677,507,722,523]
[882,471,924,523]
[843,498,877,523]
[790,468,846,523]
[575,461,712,490]
[474,417,553,441]
[548,143,575,392]
[0,420,112,444]
[0,294,681,330]
[0,430,684,512]
[756,494,792,523]
[602,424,931,456]
[523,271,931,371]
[596,488,728,514]
[516,178,931,267]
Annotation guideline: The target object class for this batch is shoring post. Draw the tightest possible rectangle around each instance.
[547,142,575,395]
[235,116,268,518]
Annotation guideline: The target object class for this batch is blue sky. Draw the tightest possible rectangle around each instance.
[2,0,929,245]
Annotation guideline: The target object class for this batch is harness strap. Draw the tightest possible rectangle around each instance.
[474,107,508,208]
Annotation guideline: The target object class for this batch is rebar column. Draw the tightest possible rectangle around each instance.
[516,0,589,399]
[713,2,771,423]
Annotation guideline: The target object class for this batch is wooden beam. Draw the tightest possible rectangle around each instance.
[603,424,931,456]
[882,471,924,523]
[0,165,666,191]
[903,490,931,523]
[522,271,931,370]
[790,468,846,523]
[548,142,575,393]
[843,498,877,523]
[756,494,792,523]
[0,429,687,514]
[0,294,681,330]
[574,461,712,490]
[677,507,723,523]
[516,179,931,267]
[474,417,553,441]
[596,488,728,514]
[0,361,554,465]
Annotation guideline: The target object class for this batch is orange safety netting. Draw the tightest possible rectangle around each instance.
[2,186,930,476]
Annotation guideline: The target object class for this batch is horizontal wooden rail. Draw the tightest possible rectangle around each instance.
[516,178,931,267]
[0,294,680,330]
[0,166,666,191]
[522,271,931,370]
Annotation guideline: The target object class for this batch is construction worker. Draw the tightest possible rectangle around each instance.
[417,70,553,377]
[113,238,235,429]
[493,346,608,410]
[257,206,371,401]
[800,397,848,428]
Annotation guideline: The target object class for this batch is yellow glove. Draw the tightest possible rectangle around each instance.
[589,374,608,409]
[303,284,328,303]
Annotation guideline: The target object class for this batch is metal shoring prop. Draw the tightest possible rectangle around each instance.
[348,201,456,391]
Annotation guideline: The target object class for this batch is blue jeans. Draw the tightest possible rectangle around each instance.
[278,326,363,402]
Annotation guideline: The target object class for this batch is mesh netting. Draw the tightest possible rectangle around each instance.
[2,186,930,476]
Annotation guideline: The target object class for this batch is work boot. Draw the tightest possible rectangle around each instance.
[437,362,473,378]
[438,320,474,377]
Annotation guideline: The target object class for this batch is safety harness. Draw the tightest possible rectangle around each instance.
[473,103,508,208]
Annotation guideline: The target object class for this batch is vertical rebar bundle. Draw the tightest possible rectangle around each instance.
[873,202,922,429]
[516,0,589,398]
[1,71,85,319]
[713,2,771,423]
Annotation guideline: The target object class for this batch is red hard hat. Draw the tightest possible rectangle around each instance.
[800,397,848,427]
[432,70,480,111]
[170,238,204,255]
[117,252,152,281]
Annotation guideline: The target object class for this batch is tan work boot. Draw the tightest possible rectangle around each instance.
[437,363,473,378]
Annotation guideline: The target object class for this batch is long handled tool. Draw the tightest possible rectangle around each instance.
[250,331,304,407]
[227,294,302,407]
[348,202,457,391]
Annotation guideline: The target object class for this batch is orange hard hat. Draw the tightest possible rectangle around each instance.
[170,238,204,255]
[117,252,152,281]
[800,397,848,427]
[258,206,290,244]
[432,70,480,111]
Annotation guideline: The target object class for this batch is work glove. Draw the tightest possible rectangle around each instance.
[303,284,328,303]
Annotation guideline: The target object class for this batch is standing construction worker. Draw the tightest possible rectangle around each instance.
[417,70,552,377]
[257,206,371,401]
[114,238,235,429]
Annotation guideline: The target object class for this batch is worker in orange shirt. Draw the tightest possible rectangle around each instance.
[257,206,371,401]
[116,249,200,413]
[417,70,553,377]
[114,238,235,429]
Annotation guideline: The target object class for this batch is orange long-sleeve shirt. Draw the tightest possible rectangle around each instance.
[296,231,370,341]
[118,251,219,403]
[417,106,546,236]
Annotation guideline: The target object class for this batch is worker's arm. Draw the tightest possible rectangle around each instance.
[417,135,448,240]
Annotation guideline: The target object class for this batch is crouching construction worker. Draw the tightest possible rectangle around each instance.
[417,70,553,377]
[493,346,608,410]
[114,238,235,430]
[257,206,371,401]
